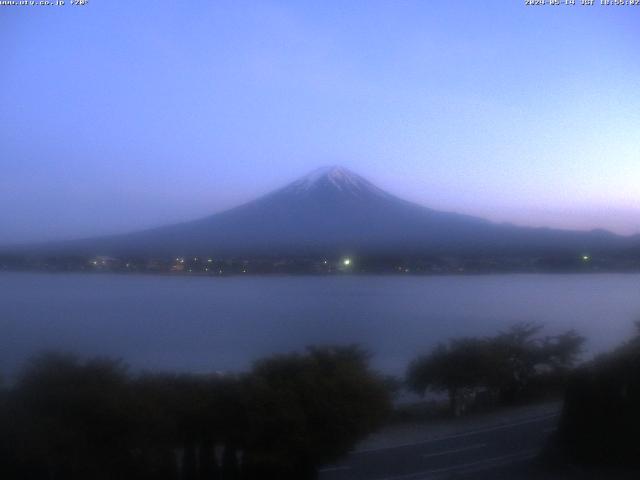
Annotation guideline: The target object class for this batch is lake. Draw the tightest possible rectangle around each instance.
[1,272,640,379]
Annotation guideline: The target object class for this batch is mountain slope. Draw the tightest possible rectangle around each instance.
[19,166,637,257]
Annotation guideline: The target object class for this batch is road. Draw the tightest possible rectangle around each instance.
[319,412,559,480]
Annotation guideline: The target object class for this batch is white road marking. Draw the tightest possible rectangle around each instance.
[421,443,486,459]
[355,412,559,454]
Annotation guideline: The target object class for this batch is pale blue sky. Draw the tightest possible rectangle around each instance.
[1,1,639,243]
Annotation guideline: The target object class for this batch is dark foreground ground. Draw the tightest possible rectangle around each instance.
[319,402,637,480]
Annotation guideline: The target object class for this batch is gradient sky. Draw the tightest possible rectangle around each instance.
[1,1,639,244]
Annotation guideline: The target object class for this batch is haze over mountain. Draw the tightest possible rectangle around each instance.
[10,167,638,258]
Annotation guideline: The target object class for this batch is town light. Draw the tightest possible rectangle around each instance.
[343,258,351,266]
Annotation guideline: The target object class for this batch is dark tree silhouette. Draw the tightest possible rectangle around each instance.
[407,338,490,415]
[0,346,391,480]
[243,345,391,479]
[555,323,640,467]
[484,323,546,403]
[6,352,135,480]
[407,324,585,415]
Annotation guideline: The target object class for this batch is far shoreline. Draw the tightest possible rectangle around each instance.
[3,267,640,279]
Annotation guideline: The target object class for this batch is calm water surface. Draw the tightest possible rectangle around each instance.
[1,272,640,378]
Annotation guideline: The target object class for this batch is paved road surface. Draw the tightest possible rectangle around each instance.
[319,412,559,480]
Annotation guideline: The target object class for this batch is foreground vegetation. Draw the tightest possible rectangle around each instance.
[406,323,584,416]
[4,322,638,478]
[0,346,390,480]
[552,323,640,469]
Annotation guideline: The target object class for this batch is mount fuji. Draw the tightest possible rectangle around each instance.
[25,166,636,257]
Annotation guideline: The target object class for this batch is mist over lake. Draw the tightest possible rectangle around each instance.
[2,272,639,379]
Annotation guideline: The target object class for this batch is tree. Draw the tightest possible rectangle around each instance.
[243,346,391,479]
[555,323,640,467]
[540,329,586,373]
[407,337,491,415]
[484,323,546,403]
[0,347,390,480]
[130,372,246,480]
[9,352,135,480]
[407,324,586,414]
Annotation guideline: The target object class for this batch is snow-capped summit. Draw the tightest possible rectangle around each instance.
[296,165,359,187]
[284,165,390,199]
